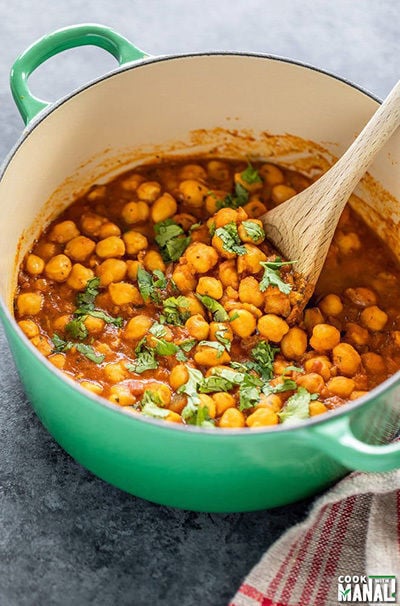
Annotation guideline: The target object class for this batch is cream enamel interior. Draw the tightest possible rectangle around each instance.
[1,54,400,312]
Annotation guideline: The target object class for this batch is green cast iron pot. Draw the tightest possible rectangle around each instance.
[1,24,400,512]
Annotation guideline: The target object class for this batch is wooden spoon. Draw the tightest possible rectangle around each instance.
[261,79,400,307]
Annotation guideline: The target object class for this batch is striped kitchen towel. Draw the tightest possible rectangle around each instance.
[231,469,400,606]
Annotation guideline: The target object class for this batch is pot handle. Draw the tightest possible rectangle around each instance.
[10,23,148,125]
[307,415,400,472]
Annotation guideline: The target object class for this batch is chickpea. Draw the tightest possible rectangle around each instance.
[280,327,308,359]
[392,331,400,348]
[319,294,343,316]
[31,335,52,357]
[185,314,209,340]
[96,259,127,286]
[64,236,96,262]
[186,294,207,317]
[108,384,136,406]
[86,185,106,201]
[207,160,230,182]
[126,260,141,282]
[243,199,268,218]
[332,343,361,377]
[258,314,289,342]
[185,242,218,273]
[145,382,172,406]
[271,184,296,204]
[48,353,66,370]
[219,260,239,290]
[123,231,148,256]
[361,352,386,375]
[103,362,129,383]
[212,392,236,416]
[18,319,40,339]
[360,306,388,331]
[246,408,279,427]
[53,314,71,332]
[309,324,340,351]
[304,356,332,381]
[173,213,198,232]
[49,220,80,244]
[211,233,236,260]
[257,393,283,412]
[165,411,183,424]
[205,192,223,215]
[345,322,369,346]
[25,254,45,276]
[237,219,265,244]
[169,364,190,391]
[83,315,105,335]
[259,163,284,185]
[137,181,162,203]
[120,173,145,191]
[327,376,355,398]
[209,322,233,344]
[33,241,58,261]
[151,193,178,223]
[336,231,361,255]
[219,408,245,429]
[229,309,257,338]
[214,208,239,228]
[143,250,166,273]
[350,390,368,401]
[238,243,268,274]
[121,201,150,225]
[67,264,95,290]
[44,254,72,282]
[96,236,125,259]
[296,373,325,394]
[196,277,223,300]
[178,180,208,208]
[194,345,231,366]
[264,288,291,317]
[80,381,104,395]
[304,307,325,332]
[198,394,216,419]
[80,213,105,237]
[180,164,207,181]
[172,265,197,293]
[100,223,122,239]
[238,276,264,307]
[345,287,377,307]
[124,315,153,340]
[309,401,328,416]
[17,292,43,317]
[109,282,143,306]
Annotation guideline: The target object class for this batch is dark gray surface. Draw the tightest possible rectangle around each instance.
[0,2,398,605]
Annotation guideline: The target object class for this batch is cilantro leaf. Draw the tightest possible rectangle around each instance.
[178,366,203,421]
[216,183,249,210]
[75,343,105,364]
[137,267,168,304]
[198,375,234,393]
[127,339,158,374]
[239,373,262,411]
[278,387,312,425]
[195,294,229,322]
[52,333,73,353]
[65,317,89,340]
[251,341,279,381]
[76,277,100,308]
[180,339,197,352]
[154,339,179,357]
[161,296,191,326]
[198,340,225,358]
[149,322,167,338]
[241,162,262,185]
[241,220,265,243]
[187,405,215,428]
[262,378,298,396]
[215,327,231,351]
[259,258,295,294]
[152,269,168,290]
[140,390,170,419]
[215,223,246,256]
[154,219,191,262]
[74,308,123,327]
[209,221,216,237]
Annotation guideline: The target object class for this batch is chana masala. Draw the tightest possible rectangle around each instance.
[14,158,400,428]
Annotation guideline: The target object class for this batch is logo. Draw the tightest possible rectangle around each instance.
[337,575,397,603]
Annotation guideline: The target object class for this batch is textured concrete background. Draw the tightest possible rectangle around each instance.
[0,1,398,605]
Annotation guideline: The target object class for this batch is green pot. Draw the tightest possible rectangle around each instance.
[1,24,400,512]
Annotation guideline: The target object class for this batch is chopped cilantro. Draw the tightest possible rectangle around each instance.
[180,339,197,352]
[198,375,234,393]
[154,219,191,262]
[140,390,170,419]
[76,277,100,308]
[127,339,158,374]
[241,220,265,243]
[149,322,167,338]
[69,276,122,337]
[215,222,246,256]
[216,182,249,210]
[196,294,229,322]
[178,366,203,421]
[51,334,104,364]
[187,405,215,428]
[231,341,279,382]
[137,267,168,304]
[198,340,225,358]
[161,296,191,326]
[259,258,295,294]
[215,327,231,351]
[209,221,216,237]
[65,317,89,340]
[278,387,313,425]
[241,162,262,185]
[238,373,262,411]
[262,378,298,396]
[52,333,73,353]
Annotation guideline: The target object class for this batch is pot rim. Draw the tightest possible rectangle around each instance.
[1,49,397,437]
